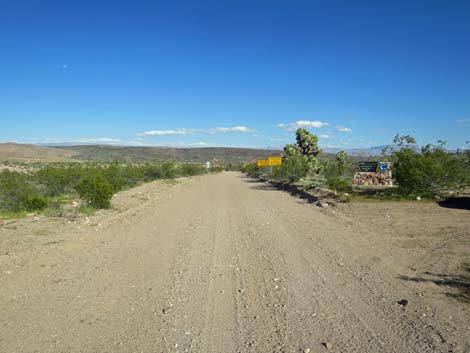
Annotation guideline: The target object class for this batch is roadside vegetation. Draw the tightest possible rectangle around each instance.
[242,129,470,202]
[0,162,212,217]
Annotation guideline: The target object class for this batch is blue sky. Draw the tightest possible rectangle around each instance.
[1,0,469,149]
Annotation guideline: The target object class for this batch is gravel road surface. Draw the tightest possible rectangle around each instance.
[1,172,468,352]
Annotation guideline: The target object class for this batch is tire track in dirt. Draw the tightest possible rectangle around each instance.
[238,176,455,352]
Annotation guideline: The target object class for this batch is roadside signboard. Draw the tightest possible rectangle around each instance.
[378,162,389,172]
[358,161,379,172]
[257,159,269,167]
[268,156,282,166]
[358,161,390,172]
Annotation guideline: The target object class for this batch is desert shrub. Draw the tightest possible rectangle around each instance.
[141,163,162,181]
[322,159,339,179]
[1,160,214,217]
[74,174,114,209]
[102,163,129,192]
[24,195,49,210]
[122,165,146,186]
[391,137,468,195]
[160,162,178,179]
[327,176,350,192]
[272,154,311,183]
[36,166,81,196]
[243,129,323,183]
[282,128,322,180]
[241,163,260,178]
[209,166,224,173]
[0,171,48,212]
[321,151,356,181]
[224,163,241,171]
[179,164,205,176]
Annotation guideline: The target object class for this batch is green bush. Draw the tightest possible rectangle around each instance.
[0,171,48,212]
[24,195,49,210]
[122,165,145,186]
[272,155,311,183]
[179,164,205,176]
[0,161,214,217]
[74,174,114,209]
[160,162,178,179]
[241,163,261,178]
[141,163,162,181]
[36,166,81,196]
[102,163,129,192]
[391,138,469,195]
[327,176,350,192]
[210,166,225,173]
[322,151,356,180]
[282,128,322,179]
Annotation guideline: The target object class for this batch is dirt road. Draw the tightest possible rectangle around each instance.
[1,172,468,352]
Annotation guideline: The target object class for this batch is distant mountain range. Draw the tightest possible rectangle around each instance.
[40,142,391,157]
[0,142,282,164]
[0,142,436,164]
[322,145,392,157]
[322,144,435,156]
[0,142,76,161]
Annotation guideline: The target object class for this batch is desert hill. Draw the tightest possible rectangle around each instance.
[55,145,282,164]
[0,143,282,165]
[0,143,76,162]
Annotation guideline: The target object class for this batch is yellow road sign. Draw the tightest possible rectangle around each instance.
[268,156,282,166]
[257,159,269,167]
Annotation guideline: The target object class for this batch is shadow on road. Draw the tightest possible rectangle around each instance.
[240,177,265,183]
[437,197,470,211]
[399,270,470,303]
[241,177,320,204]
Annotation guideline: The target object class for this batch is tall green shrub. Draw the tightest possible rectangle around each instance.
[281,128,322,181]
[160,162,177,179]
[0,171,48,212]
[241,163,260,178]
[102,163,129,192]
[179,164,205,176]
[74,174,114,209]
[36,166,80,196]
[391,135,468,195]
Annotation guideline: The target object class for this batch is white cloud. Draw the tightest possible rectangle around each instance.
[270,137,287,142]
[296,120,329,128]
[335,126,352,132]
[277,120,328,131]
[183,141,215,147]
[207,126,254,134]
[150,141,222,147]
[42,137,123,145]
[319,134,330,139]
[143,128,194,136]
[142,126,254,136]
[457,118,470,123]
[75,137,122,143]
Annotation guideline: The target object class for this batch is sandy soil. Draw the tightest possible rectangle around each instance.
[334,199,470,290]
[0,172,469,352]
[0,164,31,173]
